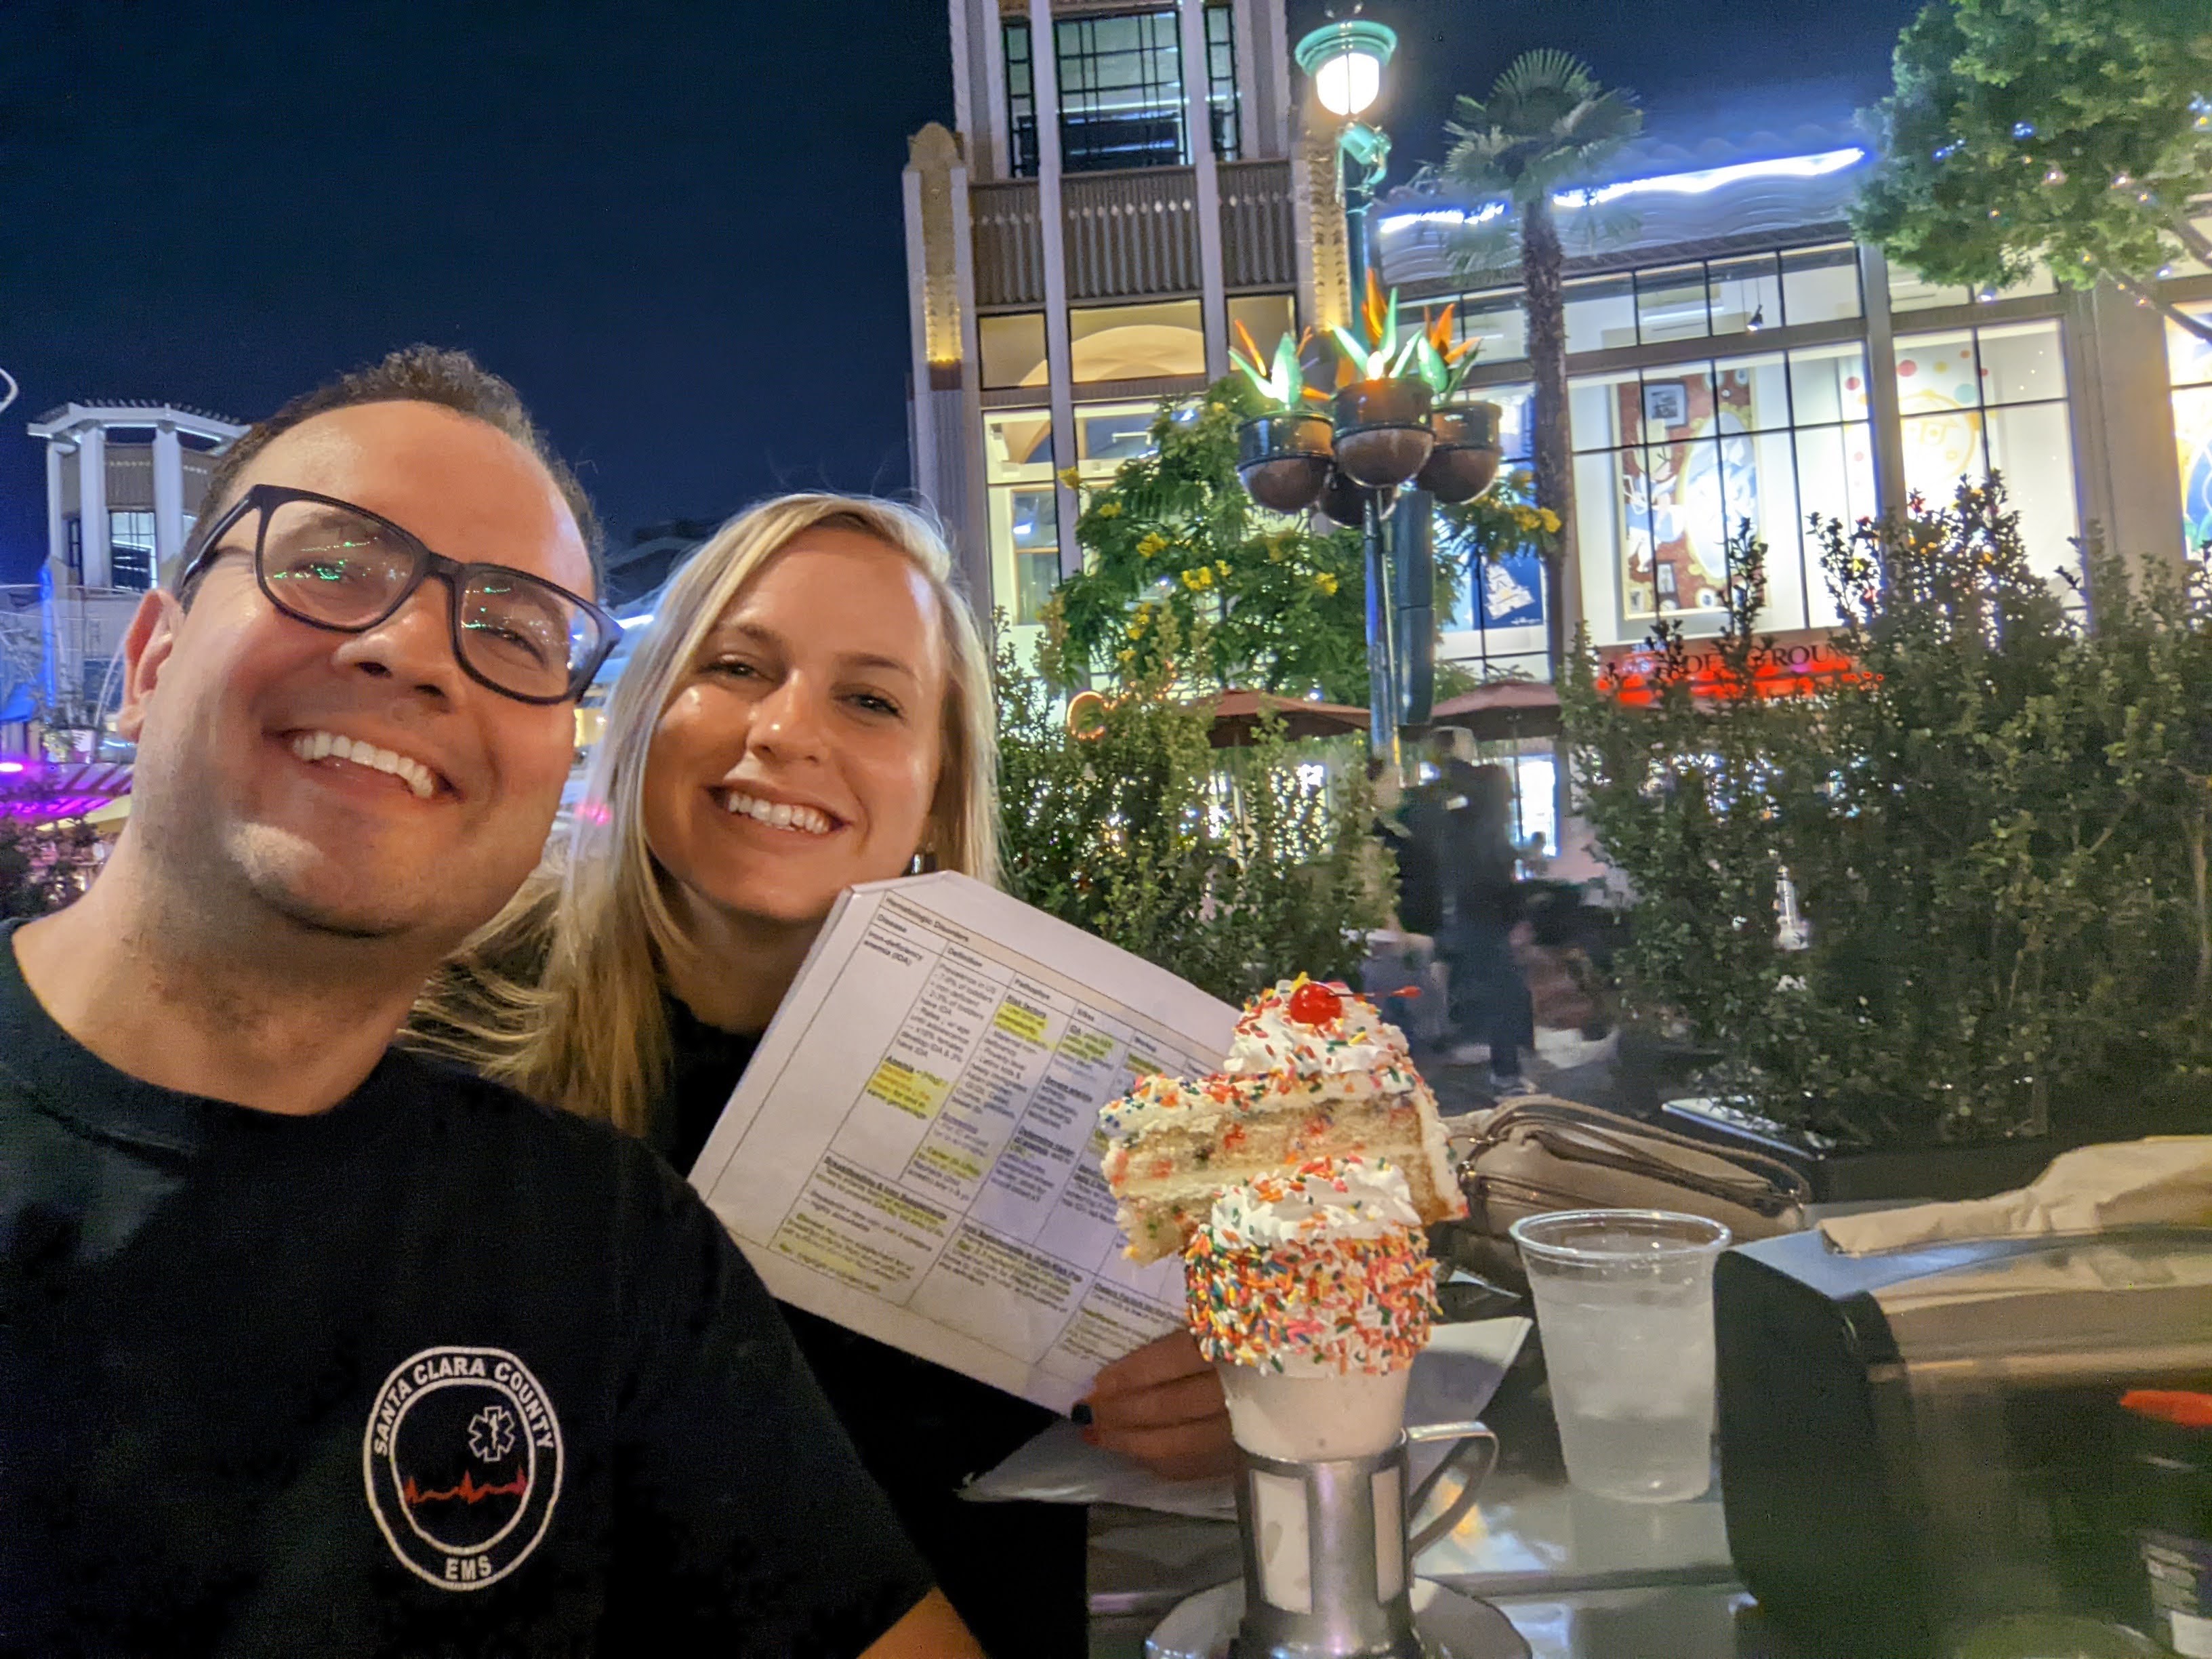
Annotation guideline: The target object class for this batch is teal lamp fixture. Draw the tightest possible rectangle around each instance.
[1294,17,1396,298]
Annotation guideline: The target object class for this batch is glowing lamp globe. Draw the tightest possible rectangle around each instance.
[1294,19,1395,119]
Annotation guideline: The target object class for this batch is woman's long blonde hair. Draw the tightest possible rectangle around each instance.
[409,492,998,1136]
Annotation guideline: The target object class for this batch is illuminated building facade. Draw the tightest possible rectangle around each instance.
[901,14,2210,691]
[1372,132,2211,681]
[901,0,1313,667]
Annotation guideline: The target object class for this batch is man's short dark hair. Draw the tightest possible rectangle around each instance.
[171,346,602,598]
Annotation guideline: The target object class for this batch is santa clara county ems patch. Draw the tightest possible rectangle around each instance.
[363,1346,564,1589]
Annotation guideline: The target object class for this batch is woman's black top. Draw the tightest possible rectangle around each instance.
[653,994,1088,1658]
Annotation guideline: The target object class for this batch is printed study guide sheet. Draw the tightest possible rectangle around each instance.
[689,872,1240,1413]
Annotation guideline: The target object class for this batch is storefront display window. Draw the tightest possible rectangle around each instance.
[2167,305,2212,557]
[1570,347,1876,642]
[1895,318,2078,582]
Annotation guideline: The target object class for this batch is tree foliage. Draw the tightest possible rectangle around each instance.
[1040,380,1368,701]
[1042,377,1510,703]
[1855,0,2212,342]
[0,815,97,919]
[994,615,1387,1004]
[1563,482,2212,1148]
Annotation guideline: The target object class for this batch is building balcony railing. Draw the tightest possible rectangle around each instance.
[970,158,1296,310]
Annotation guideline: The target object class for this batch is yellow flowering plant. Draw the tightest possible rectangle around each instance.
[1046,377,1382,702]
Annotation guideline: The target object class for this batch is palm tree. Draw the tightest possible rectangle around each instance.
[1443,52,1641,672]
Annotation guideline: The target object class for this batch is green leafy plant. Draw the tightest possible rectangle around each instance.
[1439,467,1562,568]
[995,615,1388,1003]
[1044,380,1371,702]
[1854,0,2212,343]
[1563,481,2212,1148]
[1046,380,1554,705]
[0,813,98,920]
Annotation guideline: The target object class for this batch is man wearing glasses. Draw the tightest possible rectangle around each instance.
[0,348,985,1657]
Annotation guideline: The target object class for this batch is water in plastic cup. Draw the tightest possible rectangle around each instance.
[1509,1209,1731,1504]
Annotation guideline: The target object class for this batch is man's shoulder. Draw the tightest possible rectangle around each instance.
[382,1048,679,1195]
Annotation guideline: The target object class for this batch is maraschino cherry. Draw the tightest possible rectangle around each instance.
[1286,980,1345,1026]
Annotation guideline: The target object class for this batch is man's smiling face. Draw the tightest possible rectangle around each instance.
[119,401,592,949]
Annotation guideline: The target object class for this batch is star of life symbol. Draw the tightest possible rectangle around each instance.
[468,1405,517,1463]
[363,1346,564,1591]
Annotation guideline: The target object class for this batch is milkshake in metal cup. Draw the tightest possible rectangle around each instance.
[1185,1158,1436,1460]
[1183,1160,1439,1612]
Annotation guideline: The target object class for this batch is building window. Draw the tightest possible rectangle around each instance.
[1204,6,1240,161]
[1069,299,1204,382]
[1076,403,1159,471]
[1057,11,1187,172]
[984,411,1059,632]
[1006,488,1061,625]
[1227,293,1296,362]
[981,312,1050,389]
[110,510,157,592]
[2168,304,2212,558]
[1005,22,1038,179]
[1002,7,1239,178]
[1559,245,1862,353]
[1568,345,1877,643]
[1450,289,1528,363]
[64,514,82,577]
[1887,264,2056,313]
[1895,319,2077,581]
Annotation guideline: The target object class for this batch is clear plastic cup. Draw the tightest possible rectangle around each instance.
[1510,1208,1732,1504]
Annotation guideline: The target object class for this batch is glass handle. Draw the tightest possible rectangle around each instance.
[1404,1420,1498,1559]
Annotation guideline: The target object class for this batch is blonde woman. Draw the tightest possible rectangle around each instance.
[414,493,1229,1656]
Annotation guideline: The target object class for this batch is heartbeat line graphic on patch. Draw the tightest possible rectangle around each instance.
[402,1471,529,1508]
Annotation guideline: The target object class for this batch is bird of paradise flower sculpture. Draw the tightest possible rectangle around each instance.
[1231,322,1338,513]
[1410,302,1481,402]
[1229,320,1330,411]
[1326,270,1437,490]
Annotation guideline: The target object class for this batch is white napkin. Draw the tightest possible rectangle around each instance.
[1819,1137,2212,1256]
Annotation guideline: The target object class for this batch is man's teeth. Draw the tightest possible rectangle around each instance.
[722,790,832,836]
[289,731,436,800]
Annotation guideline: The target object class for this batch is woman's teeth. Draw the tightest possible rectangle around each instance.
[723,789,832,836]
[290,730,436,799]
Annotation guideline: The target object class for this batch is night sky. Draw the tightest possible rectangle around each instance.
[0,0,1922,586]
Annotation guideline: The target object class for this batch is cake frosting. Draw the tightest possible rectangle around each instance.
[1183,1157,1437,1376]
[1100,975,1465,1262]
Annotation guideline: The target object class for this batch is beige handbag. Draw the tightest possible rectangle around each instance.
[1443,1095,1812,1291]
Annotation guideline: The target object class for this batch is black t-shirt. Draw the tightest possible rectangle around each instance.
[655,995,1087,1659]
[0,926,936,1658]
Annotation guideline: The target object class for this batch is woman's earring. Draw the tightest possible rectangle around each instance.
[909,844,937,876]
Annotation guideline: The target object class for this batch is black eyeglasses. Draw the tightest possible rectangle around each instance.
[179,484,622,705]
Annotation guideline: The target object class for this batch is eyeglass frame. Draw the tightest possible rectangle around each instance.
[178,483,623,705]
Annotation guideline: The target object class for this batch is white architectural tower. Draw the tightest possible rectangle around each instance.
[28,401,246,594]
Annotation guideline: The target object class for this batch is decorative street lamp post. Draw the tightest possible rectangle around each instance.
[1232,20,1503,764]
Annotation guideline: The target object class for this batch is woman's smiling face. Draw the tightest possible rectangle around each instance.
[641,527,949,933]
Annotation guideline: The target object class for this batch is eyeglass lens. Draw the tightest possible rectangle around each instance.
[258,497,592,700]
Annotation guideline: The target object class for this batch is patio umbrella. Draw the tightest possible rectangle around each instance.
[1201,689,1370,748]
[1427,680,1561,743]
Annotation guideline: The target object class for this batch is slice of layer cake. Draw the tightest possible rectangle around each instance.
[1099,975,1466,1263]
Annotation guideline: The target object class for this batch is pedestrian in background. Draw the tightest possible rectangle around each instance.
[1440,760,1537,1096]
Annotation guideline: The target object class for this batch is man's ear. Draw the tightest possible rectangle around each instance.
[115,588,186,743]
